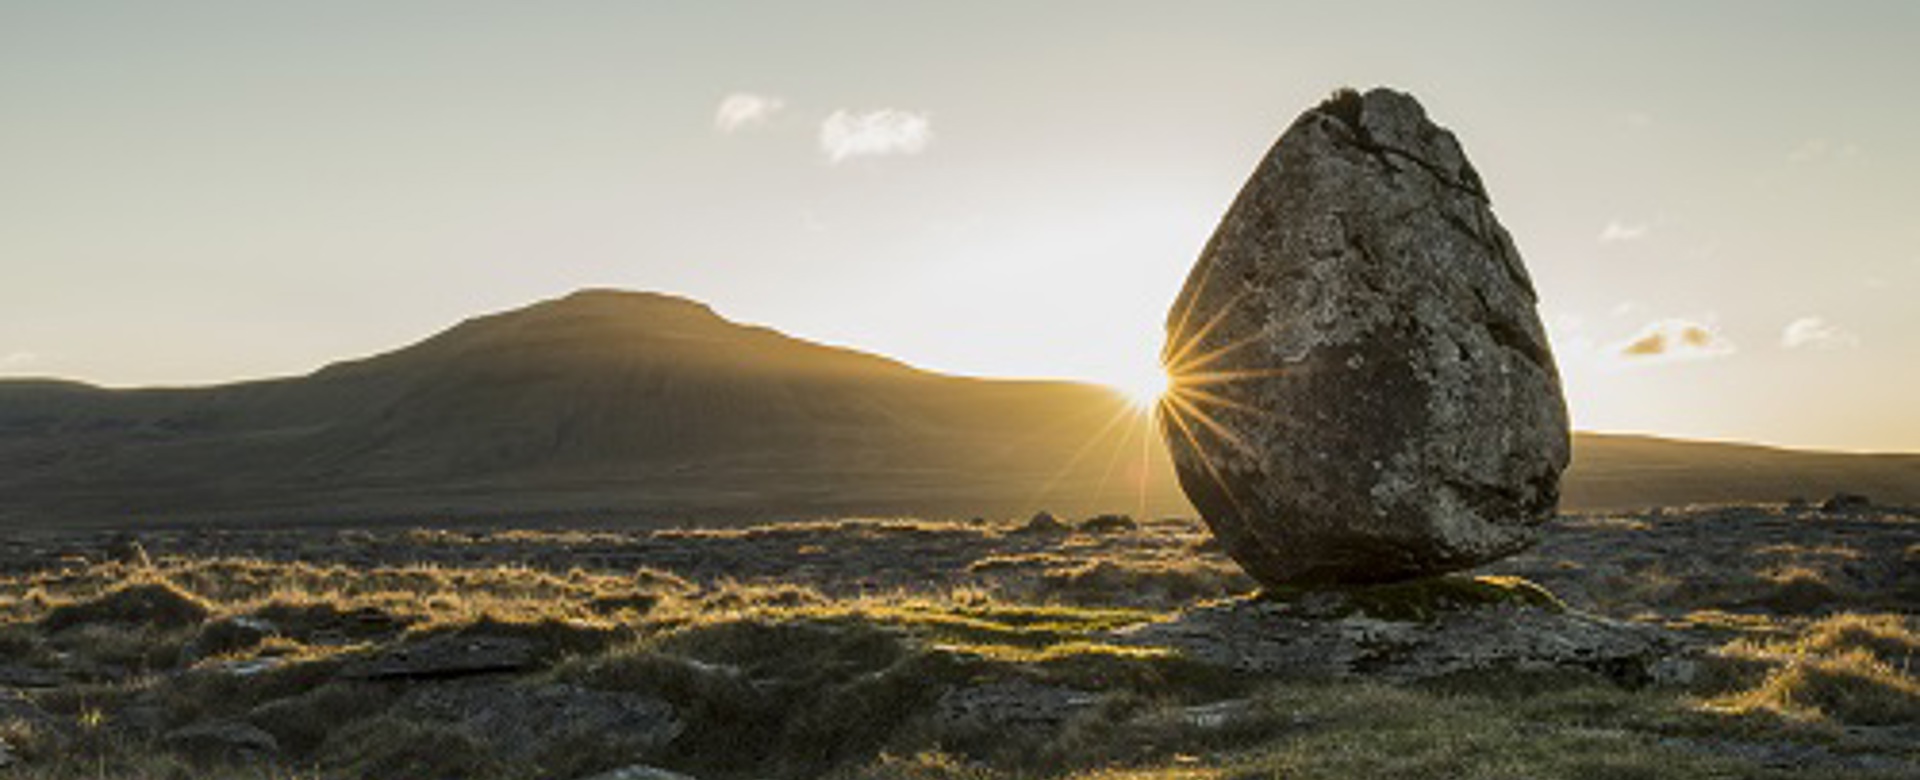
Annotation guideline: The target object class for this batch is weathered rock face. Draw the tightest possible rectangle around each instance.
[1104,589,1679,685]
[1160,87,1569,586]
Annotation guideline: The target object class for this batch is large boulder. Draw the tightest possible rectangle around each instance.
[1159,87,1569,586]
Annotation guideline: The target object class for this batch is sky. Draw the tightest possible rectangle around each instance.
[3,2,1917,452]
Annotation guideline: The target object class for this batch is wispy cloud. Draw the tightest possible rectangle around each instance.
[714,92,786,133]
[1612,319,1735,363]
[1599,220,1650,243]
[819,109,931,163]
[1781,316,1859,350]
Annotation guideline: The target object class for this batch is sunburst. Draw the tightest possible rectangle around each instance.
[1154,279,1292,525]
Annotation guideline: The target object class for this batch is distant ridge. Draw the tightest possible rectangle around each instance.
[2,290,1915,527]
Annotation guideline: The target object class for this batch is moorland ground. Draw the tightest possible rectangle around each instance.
[0,502,1914,779]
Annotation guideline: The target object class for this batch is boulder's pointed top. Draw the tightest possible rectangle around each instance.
[1291,86,1487,202]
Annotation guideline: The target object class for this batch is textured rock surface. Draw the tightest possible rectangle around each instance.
[395,682,682,765]
[341,634,537,680]
[1160,87,1569,585]
[1106,592,1675,684]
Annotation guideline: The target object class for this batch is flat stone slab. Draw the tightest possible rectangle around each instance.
[1106,594,1680,685]
[341,634,538,680]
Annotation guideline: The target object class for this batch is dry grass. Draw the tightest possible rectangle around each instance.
[1706,613,1920,725]
[0,533,1915,780]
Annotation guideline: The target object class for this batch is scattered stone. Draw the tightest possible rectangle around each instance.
[1078,514,1139,534]
[342,635,538,680]
[1013,511,1069,535]
[395,682,681,765]
[0,664,63,689]
[211,657,288,677]
[181,615,278,664]
[0,689,56,732]
[934,680,1100,729]
[101,533,151,567]
[164,720,280,764]
[1108,590,1673,685]
[1170,698,1259,730]
[1160,87,1568,586]
[572,765,701,780]
[1821,492,1872,512]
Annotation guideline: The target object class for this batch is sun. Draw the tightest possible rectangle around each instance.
[1111,360,1171,412]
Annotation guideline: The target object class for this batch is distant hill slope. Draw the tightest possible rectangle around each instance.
[2,290,1914,527]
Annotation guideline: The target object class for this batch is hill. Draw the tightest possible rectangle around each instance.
[1,289,1914,526]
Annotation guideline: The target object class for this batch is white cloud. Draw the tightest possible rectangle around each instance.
[714,92,786,133]
[0,351,38,371]
[1611,319,1735,364]
[1781,317,1859,350]
[1599,220,1650,243]
[819,109,931,163]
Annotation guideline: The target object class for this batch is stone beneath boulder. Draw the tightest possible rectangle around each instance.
[341,635,538,680]
[1105,584,1676,685]
[1160,87,1569,586]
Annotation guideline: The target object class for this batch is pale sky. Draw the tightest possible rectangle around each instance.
[3,2,1917,451]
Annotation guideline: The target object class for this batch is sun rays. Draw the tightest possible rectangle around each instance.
[1149,276,1303,527]
[1026,270,1293,522]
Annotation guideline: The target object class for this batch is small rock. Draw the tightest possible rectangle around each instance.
[1173,698,1257,730]
[1013,511,1068,535]
[102,533,151,567]
[164,720,280,764]
[181,616,278,664]
[0,689,56,732]
[1078,514,1140,534]
[1821,492,1872,512]
[934,680,1099,729]
[0,664,63,689]
[571,765,701,780]
[342,635,538,680]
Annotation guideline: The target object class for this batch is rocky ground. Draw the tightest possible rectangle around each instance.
[0,501,1914,779]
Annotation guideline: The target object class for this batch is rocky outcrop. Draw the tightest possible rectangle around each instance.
[394,682,681,766]
[1160,87,1569,585]
[1106,582,1675,684]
